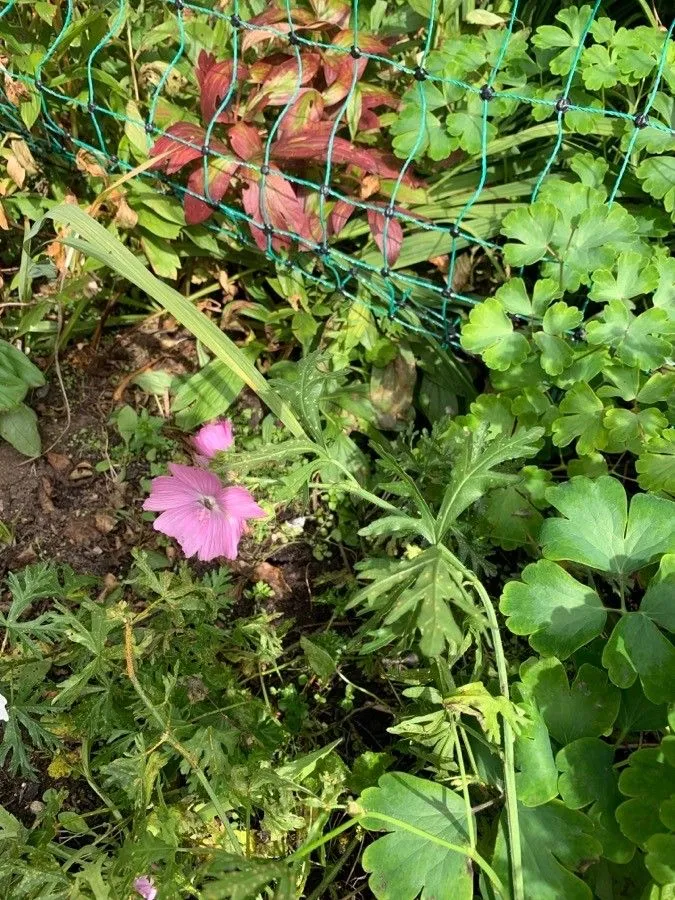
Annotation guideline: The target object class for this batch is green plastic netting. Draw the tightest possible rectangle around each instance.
[0,0,673,346]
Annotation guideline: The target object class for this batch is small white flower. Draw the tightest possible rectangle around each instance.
[0,693,8,723]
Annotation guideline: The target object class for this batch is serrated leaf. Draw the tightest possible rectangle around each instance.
[541,476,675,575]
[500,559,606,659]
[360,772,473,900]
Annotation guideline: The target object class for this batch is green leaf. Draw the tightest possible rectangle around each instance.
[520,658,620,744]
[360,772,474,900]
[479,483,543,551]
[541,476,675,575]
[436,426,543,538]
[0,403,41,457]
[589,250,659,304]
[586,302,673,371]
[556,737,633,863]
[500,560,606,659]
[491,799,602,900]
[27,206,307,438]
[616,736,675,846]
[581,45,620,89]
[513,689,558,807]
[636,430,675,494]
[637,156,675,219]
[502,203,559,266]
[300,636,336,681]
[532,5,595,75]
[460,298,530,370]
[641,554,675,633]
[140,232,181,279]
[602,613,675,704]
[0,339,45,411]
[604,407,667,455]
[350,546,477,658]
[615,680,668,735]
[551,382,608,456]
[124,99,151,158]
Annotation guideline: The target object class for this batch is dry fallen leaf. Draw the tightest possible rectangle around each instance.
[113,195,138,229]
[4,76,31,106]
[252,562,292,600]
[47,451,72,474]
[94,512,117,534]
[360,174,380,199]
[0,201,8,231]
[75,149,108,180]
[69,461,94,481]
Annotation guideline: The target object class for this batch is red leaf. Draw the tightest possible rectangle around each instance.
[358,109,381,131]
[248,53,321,111]
[242,9,315,53]
[330,198,354,236]
[229,123,263,162]
[308,0,350,26]
[184,155,238,225]
[149,122,205,174]
[322,55,367,105]
[241,169,313,251]
[330,30,389,55]
[278,89,324,138]
[196,51,248,123]
[367,208,403,266]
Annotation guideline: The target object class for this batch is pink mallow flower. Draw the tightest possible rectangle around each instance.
[134,876,157,900]
[192,418,234,463]
[143,464,264,561]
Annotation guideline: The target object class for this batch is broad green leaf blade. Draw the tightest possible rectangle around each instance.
[541,476,675,575]
[360,772,474,900]
[500,560,606,659]
[520,658,620,744]
[512,691,558,808]
[0,403,41,457]
[490,800,602,900]
[602,613,675,704]
[27,206,306,438]
[556,737,633,863]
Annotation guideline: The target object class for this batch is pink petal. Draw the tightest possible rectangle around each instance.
[152,506,197,541]
[197,514,243,561]
[167,463,223,495]
[134,876,157,900]
[143,476,200,511]
[192,419,234,459]
[219,485,265,521]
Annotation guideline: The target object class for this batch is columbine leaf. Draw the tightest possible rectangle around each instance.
[520,658,620,744]
[502,203,559,266]
[637,156,675,219]
[500,559,606,659]
[556,737,633,863]
[586,302,673,371]
[636,430,675,493]
[616,736,675,846]
[602,613,675,704]
[551,382,608,455]
[360,772,473,900]
[540,476,675,575]
[460,298,530,370]
[532,6,595,75]
[491,799,602,900]
[589,249,659,304]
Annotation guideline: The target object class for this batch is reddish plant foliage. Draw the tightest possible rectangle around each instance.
[149,2,420,263]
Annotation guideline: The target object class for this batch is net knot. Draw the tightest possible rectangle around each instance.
[555,96,570,113]
[350,45,362,59]
[479,84,495,101]
[413,66,427,82]
[634,112,649,128]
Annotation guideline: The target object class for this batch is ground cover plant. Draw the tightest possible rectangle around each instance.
[0,0,674,898]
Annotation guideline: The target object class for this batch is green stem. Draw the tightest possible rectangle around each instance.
[461,569,524,900]
[304,833,360,900]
